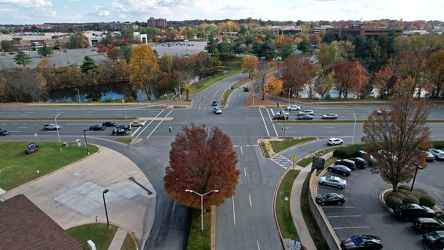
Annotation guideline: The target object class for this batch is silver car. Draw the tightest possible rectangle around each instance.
[319,176,347,189]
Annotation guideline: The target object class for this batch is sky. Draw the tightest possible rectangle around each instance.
[0,0,442,25]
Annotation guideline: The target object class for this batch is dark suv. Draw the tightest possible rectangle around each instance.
[349,157,366,169]
[335,159,356,170]
[413,218,444,232]
[394,203,435,220]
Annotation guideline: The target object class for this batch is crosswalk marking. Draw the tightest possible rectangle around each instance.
[271,155,293,169]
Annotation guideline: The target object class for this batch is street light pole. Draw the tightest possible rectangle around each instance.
[410,163,423,191]
[102,189,110,228]
[55,113,61,143]
[352,114,356,144]
[185,189,219,231]
[83,130,89,155]
[74,88,81,103]
[288,87,291,106]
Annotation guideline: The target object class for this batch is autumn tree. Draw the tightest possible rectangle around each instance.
[317,44,337,72]
[315,71,334,98]
[241,56,259,79]
[129,44,159,100]
[426,50,444,98]
[394,50,429,97]
[333,61,369,98]
[265,74,283,95]
[309,34,322,45]
[13,50,32,67]
[164,124,239,209]
[37,45,53,57]
[66,32,89,49]
[280,57,315,98]
[374,59,397,99]
[361,78,432,192]
[107,46,120,61]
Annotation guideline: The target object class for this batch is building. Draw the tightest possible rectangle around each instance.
[0,194,82,250]
[326,24,403,38]
[148,17,167,29]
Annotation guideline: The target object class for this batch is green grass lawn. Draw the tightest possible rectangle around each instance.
[67,223,119,250]
[276,170,300,239]
[270,137,316,154]
[0,141,98,191]
[187,209,211,250]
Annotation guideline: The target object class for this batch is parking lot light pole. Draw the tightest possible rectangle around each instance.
[185,189,219,231]
[83,129,89,155]
[55,113,61,143]
[410,163,423,191]
[102,189,110,228]
[74,88,81,103]
[352,114,356,144]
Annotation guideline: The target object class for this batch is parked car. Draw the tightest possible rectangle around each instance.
[424,151,436,162]
[335,159,357,170]
[327,164,351,177]
[43,123,60,130]
[102,121,117,127]
[112,128,129,136]
[349,157,367,169]
[315,193,346,206]
[356,150,377,165]
[214,107,222,114]
[413,218,444,233]
[286,104,300,111]
[130,120,146,127]
[273,113,288,120]
[319,176,347,189]
[116,124,131,131]
[296,114,314,120]
[322,113,338,119]
[298,110,314,116]
[377,109,391,115]
[394,203,435,220]
[327,137,343,146]
[340,235,383,250]
[212,100,218,106]
[423,230,444,249]
[0,128,9,136]
[89,124,105,131]
[428,149,444,160]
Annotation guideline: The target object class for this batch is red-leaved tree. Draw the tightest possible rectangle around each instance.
[164,124,239,209]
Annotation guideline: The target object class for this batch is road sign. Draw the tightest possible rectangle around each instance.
[267,142,271,149]
[292,154,297,160]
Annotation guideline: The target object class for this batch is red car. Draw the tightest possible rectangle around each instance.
[272,113,288,120]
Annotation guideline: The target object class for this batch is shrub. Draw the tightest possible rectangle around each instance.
[398,185,411,190]
[386,196,403,209]
[403,195,420,205]
[333,144,365,158]
[397,189,412,196]
[388,192,406,200]
[413,188,427,196]
[419,194,436,208]
[432,141,444,149]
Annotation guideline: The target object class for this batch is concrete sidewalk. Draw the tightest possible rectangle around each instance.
[1,145,156,249]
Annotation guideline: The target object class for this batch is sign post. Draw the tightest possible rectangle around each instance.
[291,154,297,170]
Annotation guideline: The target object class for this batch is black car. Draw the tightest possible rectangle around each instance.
[423,230,444,249]
[340,235,383,250]
[112,128,129,135]
[356,150,377,166]
[212,100,218,106]
[102,121,117,127]
[243,87,249,92]
[89,124,105,131]
[335,159,357,170]
[394,203,435,220]
[327,164,351,177]
[315,193,346,206]
[349,157,366,169]
[116,124,132,131]
[0,128,9,136]
[413,218,444,232]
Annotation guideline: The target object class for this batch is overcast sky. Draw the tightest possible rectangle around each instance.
[0,0,442,25]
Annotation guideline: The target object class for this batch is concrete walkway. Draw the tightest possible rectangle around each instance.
[108,227,129,250]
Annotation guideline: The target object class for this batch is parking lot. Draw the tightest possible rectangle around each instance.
[317,159,444,249]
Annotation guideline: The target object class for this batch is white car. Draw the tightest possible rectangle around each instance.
[286,104,300,111]
[319,176,347,189]
[214,107,222,114]
[44,123,60,130]
[327,138,343,146]
[298,110,314,116]
[131,120,146,127]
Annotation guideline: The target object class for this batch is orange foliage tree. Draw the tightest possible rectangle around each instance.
[164,124,239,209]
[241,56,259,79]
[129,44,159,100]
[427,50,444,98]
[265,74,283,95]
[280,57,315,98]
[333,61,369,98]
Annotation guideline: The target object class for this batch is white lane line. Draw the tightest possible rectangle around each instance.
[258,109,270,137]
[143,109,174,140]
[333,226,370,230]
[435,192,444,199]
[267,109,279,137]
[257,240,261,250]
[232,198,236,226]
[249,194,252,207]
[172,201,176,211]
[243,167,247,177]
[327,215,361,218]
[324,127,334,128]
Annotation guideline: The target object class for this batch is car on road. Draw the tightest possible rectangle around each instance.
[112,128,129,136]
[212,100,218,106]
[0,128,9,136]
[340,235,383,250]
[315,193,346,206]
[102,121,117,127]
[377,109,391,115]
[413,218,444,233]
[298,110,314,116]
[214,107,222,114]
[423,230,444,249]
[44,123,60,130]
[116,124,131,131]
[296,114,314,120]
[428,149,444,160]
[394,203,435,220]
[273,113,288,120]
[349,157,367,169]
[327,137,343,146]
[130,120,146,127]
[243,87,249,92]
[327,164,351,176]
[89,124,105,131]
[322,113,338,119]
[286,104,300,111]
[335,159,357,170]
[319,176,347,189]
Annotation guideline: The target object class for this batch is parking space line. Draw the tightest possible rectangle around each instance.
[333,226,369,230]
[327,215,361,218]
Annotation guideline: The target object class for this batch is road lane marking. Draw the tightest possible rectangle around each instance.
[327,215,361,218]
[172,201,176,211]
[257,240,260,250]
[243,167,247,177]
[249,194,252,207]
[258,109,270,137]
[232,198,236,226]
[333,226,369,230]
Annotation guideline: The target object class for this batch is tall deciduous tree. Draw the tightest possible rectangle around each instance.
[394,50,429,97]
[265,74,283,95]
[362,78,432,192]
[241,56,259,79]
[13,51,32,67]
[280,57,315,98]
[164,124,239,209]
[426,50,444,98]
[129,44,159,100]
[333,61,369,98]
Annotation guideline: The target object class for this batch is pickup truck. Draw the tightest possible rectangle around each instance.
[130,121,146,127]
[44,123,61,130]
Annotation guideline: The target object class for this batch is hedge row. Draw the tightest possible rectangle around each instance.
[385,185,436,209]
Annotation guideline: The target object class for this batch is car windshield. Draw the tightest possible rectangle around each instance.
[351,236,363,245]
